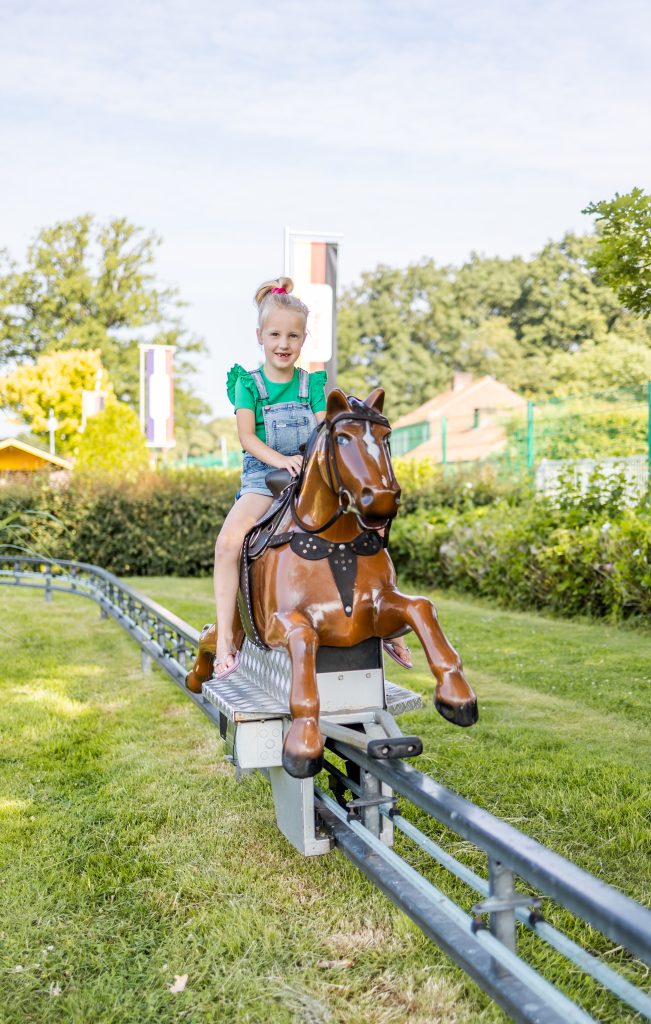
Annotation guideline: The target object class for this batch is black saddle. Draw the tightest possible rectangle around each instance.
[247,470,295,559]
[237,469,295,648]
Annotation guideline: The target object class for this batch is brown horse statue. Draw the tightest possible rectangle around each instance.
[187,387,477,778]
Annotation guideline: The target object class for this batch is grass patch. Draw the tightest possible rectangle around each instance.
[1,577,649,1023]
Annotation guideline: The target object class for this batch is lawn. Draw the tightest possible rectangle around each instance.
[0,577,649,1023]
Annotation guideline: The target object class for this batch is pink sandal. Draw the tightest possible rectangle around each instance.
[383,640,413,670]
[212,649,241,681]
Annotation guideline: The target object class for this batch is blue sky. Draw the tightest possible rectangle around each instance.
[1,0,650,420]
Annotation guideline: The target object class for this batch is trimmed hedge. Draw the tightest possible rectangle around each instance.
[390,501,651,622]
[2,466,649,622]
[2,469,239,576]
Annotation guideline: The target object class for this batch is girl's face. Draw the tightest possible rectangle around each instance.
[257,307,306,377]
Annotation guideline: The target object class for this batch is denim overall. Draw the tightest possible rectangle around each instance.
[238,368,317,498]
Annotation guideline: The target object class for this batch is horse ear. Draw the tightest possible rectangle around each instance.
[364,388,385,413]
[326,388,351,418]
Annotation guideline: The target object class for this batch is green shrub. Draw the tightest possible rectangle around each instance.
[74,401,150,479]
[0,468,239,575]
[394,458,531,514]
[2,463,648,623]
[390,495,651,623]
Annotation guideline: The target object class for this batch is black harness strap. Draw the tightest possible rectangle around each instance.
[267,529,383,616]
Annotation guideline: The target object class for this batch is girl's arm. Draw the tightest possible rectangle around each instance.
[315,411,326,424]
[236,408,303,474]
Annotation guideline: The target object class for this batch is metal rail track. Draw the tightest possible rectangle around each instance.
[3,555,650,1024]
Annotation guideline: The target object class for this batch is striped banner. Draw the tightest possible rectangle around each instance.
[284,229,341,387]
[139,345,175,448]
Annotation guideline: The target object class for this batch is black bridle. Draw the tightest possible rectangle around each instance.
[290,402,397,536]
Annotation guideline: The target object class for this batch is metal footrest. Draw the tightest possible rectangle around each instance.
[202,673,287,721]
[203,674,422,725]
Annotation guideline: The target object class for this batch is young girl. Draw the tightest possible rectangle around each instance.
[213,277,328,678]
[213,276,412,679]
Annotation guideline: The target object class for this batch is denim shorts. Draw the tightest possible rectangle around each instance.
[238,452,275,497]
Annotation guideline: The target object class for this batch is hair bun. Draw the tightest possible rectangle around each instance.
[255,276,293,306]
[254,276,309,327]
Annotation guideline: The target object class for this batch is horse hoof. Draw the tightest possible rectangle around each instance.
[435,697,478,728]
[185,670,203,694]
[282,750,324,779]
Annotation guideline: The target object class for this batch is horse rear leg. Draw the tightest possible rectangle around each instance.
[375,590,478,727]
[270,611,322,779]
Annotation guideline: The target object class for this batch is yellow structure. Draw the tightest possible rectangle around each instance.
[0,439,72,472]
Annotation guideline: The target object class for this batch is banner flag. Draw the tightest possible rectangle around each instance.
[80,389,107,431]
[139,344,175,449]
[284,229,341,388]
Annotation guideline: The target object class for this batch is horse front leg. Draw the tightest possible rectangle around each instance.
[270,611,323,779]
[375,589,478,727]
[186,623,216,693]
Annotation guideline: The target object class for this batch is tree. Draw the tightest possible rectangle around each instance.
[337,233,651,415]
[0,215,206,421]
[583,188,651,317]
[0,348,114,453]
[544,335,651,397]
[337,261,462,418]
[74,402,150,479]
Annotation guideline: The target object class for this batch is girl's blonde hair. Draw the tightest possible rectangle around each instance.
[255,276,309,328]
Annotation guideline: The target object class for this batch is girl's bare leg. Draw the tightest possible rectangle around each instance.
[214,492,273,673]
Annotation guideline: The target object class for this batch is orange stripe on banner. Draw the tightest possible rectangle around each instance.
[311,242,326,283]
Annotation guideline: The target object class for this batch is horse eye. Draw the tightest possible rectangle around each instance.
[336,435,351,446]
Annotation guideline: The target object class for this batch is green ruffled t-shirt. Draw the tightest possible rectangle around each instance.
[227,364,327,444]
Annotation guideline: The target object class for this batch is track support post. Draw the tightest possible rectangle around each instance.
[359,722,394,846]
[488,858,517,972]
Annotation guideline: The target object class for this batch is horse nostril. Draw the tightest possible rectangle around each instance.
[360,487,374,508]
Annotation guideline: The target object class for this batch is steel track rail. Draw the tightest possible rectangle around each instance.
[3,555,650,1023]
[328,742,651,970]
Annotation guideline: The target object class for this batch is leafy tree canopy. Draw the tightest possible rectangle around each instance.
[0,348,113,453]
[74,401,150,479]
[0,215,207,427]
[337,232,651,417]
[583,188,651,317]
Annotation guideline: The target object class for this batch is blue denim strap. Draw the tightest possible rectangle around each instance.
[249,369,269,401]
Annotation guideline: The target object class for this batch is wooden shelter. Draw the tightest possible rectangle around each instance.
[0,439,72,473]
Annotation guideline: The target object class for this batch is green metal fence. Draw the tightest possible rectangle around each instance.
[392,421,431,456]
[392,383,651,487]
[170,451,242,469]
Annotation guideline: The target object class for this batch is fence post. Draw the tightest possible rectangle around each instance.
[441,415,447,467]
[526,401,535,474]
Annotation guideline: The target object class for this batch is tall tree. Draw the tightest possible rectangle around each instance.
[337,232,651,414]
[0,349,113,453]
[0,215,206,421]
[583,188,651,317]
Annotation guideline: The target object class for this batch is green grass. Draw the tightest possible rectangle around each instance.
[0,578,649,1023]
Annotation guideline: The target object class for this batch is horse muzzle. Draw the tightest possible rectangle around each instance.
[359,486,401,518]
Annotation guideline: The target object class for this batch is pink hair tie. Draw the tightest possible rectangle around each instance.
[271,286,287,294]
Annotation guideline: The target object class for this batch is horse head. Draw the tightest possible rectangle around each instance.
[316,388,401,525]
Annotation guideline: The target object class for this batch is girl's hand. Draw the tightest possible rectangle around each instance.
[278,453,304,477]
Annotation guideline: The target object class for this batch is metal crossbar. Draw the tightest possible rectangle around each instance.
[3,555,650,1023]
